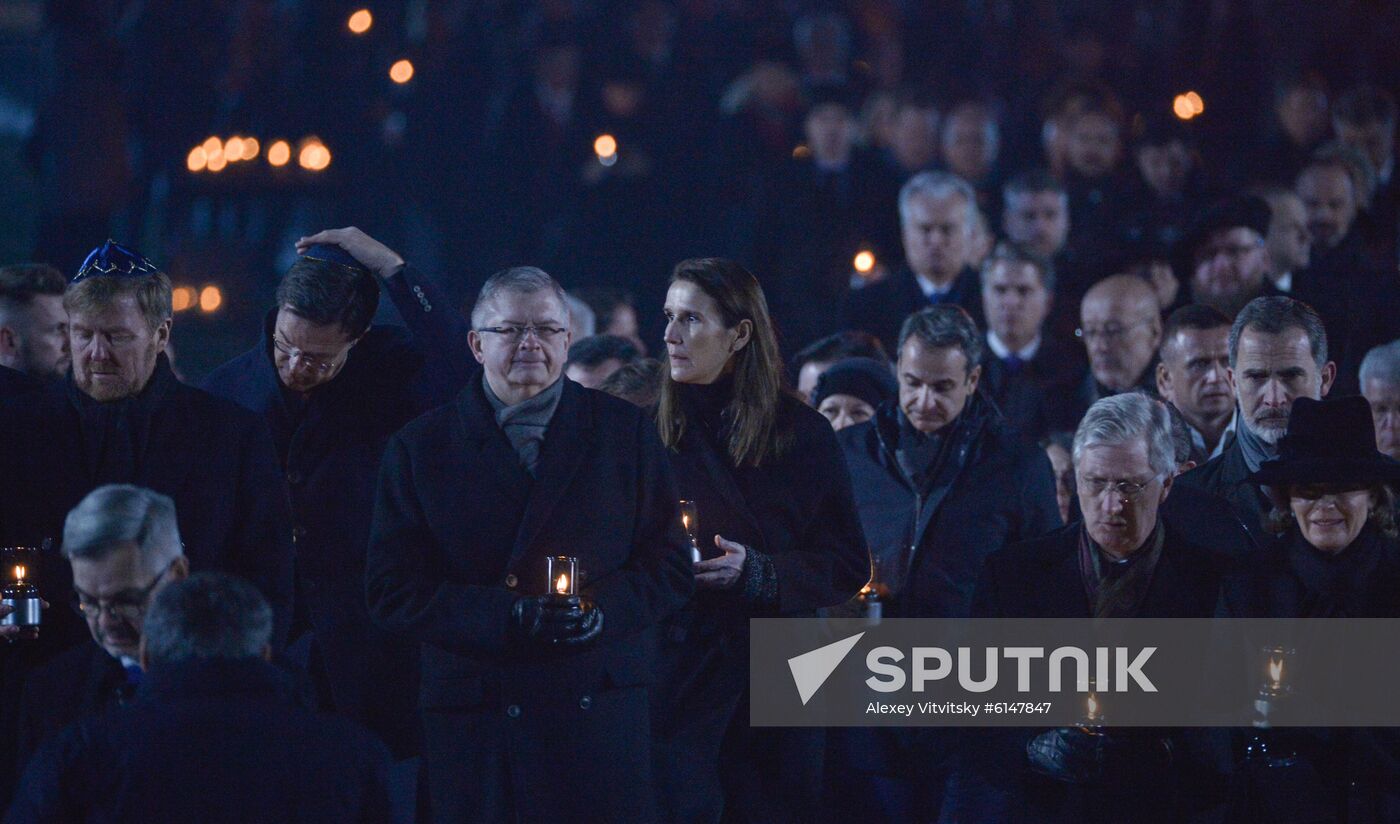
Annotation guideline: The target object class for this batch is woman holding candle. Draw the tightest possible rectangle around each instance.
[1233,395,1400,822]
[653,257,867,823]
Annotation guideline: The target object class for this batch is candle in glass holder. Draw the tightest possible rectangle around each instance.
[1,547,42,628]
[1078,687,1106,733]
[546,556,578,599]
[679,500,702,563]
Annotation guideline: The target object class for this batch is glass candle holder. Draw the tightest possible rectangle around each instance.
[1,547,42,628]
[679,500,702,563]
[547,556,578,599]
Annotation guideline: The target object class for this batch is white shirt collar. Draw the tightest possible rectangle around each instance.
[986,331,1041,361]
[914,273,954,300]
[1273,271,1293,293]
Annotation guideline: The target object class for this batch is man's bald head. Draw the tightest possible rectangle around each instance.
[1079,275,1162,392]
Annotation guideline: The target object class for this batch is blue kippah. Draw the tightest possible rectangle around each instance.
[298,243,371,276]
[72,240,161,283]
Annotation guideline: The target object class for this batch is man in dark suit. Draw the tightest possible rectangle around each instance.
[1177,296,1336,545]
[847,171,986,354]
[1334,85,1399,267]
[0,263,69,398]
[7,573,392,823]
[367,265,693,822]
[201,228,467,762]
[14,485,189,777]
[1076,274,1162,409]
[0,242,293,659]
[955,393,1236,823]
[1156,304,1236,464]
[1179,195,1281,320]
[833,305,1061,820]
[978,241,1087,441]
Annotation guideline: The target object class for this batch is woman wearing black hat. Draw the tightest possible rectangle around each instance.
[811,356,897,431]
[1234,396,1400,823]
[652,257,867,823]
[1248,395,1400,619]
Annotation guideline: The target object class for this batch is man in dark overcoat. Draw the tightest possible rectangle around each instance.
[201,228,468,760]
[367,265,693,822]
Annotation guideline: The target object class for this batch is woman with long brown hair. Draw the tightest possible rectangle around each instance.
[652,257,866,823]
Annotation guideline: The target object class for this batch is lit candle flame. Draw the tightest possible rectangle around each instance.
[13,565,25,584]
[682,514,690,530]
[555,573,570,595]
[1086,693,1099,720]
[854,250,876,274]
[1268,657,1284,686]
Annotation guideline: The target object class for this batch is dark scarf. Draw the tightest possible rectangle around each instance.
[675,374,736,453]
[894,411,950,498]
[483,374,564,477]
[1079,521,1165,618]
[1286,524,1387,618]
[67,354,179,485]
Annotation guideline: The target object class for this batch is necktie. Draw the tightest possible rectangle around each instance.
[1004,355,1025,374]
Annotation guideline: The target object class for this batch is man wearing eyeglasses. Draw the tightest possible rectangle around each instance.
[201,228,470,803]
[1180,194,1279,320]
[368,265,692,822]
[12,485,187,782]
[1076,274,1162,409]
[955,393,1236,823]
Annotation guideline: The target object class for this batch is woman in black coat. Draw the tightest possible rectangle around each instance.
[652,258,868,824]
[1232,396,1400,823]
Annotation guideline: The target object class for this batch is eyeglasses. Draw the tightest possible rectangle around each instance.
[71,559,176,623]
[1194,241,1264,265]
[477,325,567,343]
[1079,476,1159,499]
[272,334,345,374]
[1075,318,1154,345]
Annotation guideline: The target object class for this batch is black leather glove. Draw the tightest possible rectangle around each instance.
[510,596,550,644]
[1027,727,1173,785]
[541,596,604,647]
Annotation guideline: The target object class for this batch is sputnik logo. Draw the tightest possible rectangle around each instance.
[787,632,865,705]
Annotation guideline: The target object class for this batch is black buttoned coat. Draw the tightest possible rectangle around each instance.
[367,377,693,823]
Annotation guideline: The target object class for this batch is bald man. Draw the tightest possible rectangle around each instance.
[1077,275,1162,404]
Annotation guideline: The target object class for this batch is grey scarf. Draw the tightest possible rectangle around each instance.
[1234,410,1278,474]
[484,375,564,476]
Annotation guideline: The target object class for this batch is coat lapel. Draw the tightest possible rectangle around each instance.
[511,381,594,563]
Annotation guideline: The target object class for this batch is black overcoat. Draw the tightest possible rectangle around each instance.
[845,265,986,355]
[5,658,392,824]
[0,356,294,654]
[655,388,868,823]
[367,377,693,823]
[1177,439,1273,547]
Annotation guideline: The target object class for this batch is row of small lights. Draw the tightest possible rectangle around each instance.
[187,135,332,173]
[347,9,416,85]
[171,285,223,313]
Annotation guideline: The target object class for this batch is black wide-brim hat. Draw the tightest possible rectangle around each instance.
[1249,396,1400,487]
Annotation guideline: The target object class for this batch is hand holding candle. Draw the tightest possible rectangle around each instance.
[694,535,746,589]
[679,501,702,563]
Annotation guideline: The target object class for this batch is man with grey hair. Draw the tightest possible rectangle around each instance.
[848,170,987,353]
[1178,296,1335,544]
[0,241,293,664]
[368,264,692,820]
[960,392,1236,821]
[0,263,69,397]
[833,304,1059,820]
[8,572,393,822]
[11,485,188,790]
[1361,339,1400,460]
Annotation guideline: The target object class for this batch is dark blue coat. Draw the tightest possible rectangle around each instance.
[0,365,42,401]
[838,394,1062,618]
[0,357,294,655]
[367,377,693,822]
[5,657,391,824]
[200,266,467,756]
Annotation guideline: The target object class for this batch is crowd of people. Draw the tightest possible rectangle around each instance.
[3,4,1400,822]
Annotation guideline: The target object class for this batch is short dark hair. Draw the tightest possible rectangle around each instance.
[1003,168,1066,201]
[599,358,663,407]
[897,304,983,374]
[1228,296,1328,369]
[567,334,640,368]
[1333,85,1398,129]
[791,330,889,375]
[141,572,272,667]
[276,258,379,337]
[0,264,65,308]
[981,240,1056,293]
[1161,304,1230,358]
